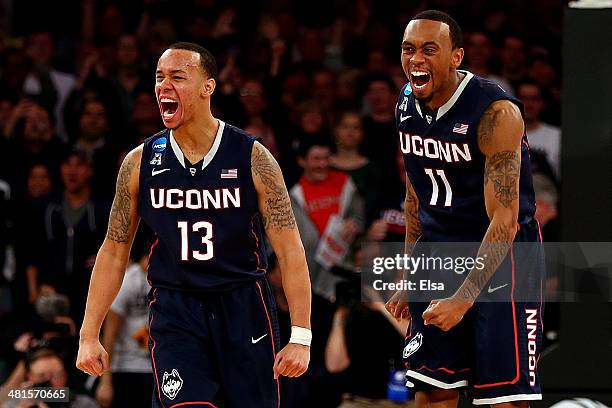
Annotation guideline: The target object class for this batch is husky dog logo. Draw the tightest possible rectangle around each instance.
[403,333,423,358]
[161,369,183,400]
[150,152,162,166]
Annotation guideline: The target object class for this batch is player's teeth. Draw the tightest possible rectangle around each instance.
[161,98,176,102]
[412,72,428,76]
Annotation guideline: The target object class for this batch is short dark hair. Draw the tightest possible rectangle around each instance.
[61,148,93,167]
[363,74,397,94]
[167,42,218,79]
[297,135,332,159]
[411,10,463,49]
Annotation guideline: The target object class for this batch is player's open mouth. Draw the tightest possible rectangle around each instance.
[411,70,431,90]
[160,97,179,120]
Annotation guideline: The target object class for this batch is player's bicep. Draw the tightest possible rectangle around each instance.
[251,142,302,250]
[106,146,142,248]
[477,100,523,220]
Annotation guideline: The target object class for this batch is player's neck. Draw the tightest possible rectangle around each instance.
[426,71,465,111]
[172,110,218,152]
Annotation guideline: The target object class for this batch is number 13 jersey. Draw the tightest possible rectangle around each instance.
[397,71,536,242]
[138,120,268,291]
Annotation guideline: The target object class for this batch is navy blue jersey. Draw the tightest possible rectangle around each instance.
[397,71,536,241]
[138,120,267,291]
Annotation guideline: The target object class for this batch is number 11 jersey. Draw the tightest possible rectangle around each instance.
[397,71,536,242]
[138,120,268,291]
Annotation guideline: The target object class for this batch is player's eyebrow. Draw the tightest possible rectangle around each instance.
[401,40,440,48]
[156,69,188,75]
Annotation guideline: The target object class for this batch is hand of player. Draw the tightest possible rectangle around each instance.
[422,298,473,331]
[76,337,109,376]
[385,289,410,322]
[273,343,310,378]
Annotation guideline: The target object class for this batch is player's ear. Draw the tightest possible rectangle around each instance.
[201,78,216,98]
[451,47,464,69]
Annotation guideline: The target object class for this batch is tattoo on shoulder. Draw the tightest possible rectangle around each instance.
[106,154,135,242]
[252,144,297,231]
[484,150,519,208]
[477,104,502,147]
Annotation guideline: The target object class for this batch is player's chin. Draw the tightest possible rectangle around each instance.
[411,76,433,98]
[412,83,433,100]
[161,109,182,129]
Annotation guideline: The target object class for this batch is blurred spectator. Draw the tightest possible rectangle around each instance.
[533,173,559,239]
[527,54,561,125]
[73,98,121,195]
[360,75,398,188]
[330,111,382,223]
[518,80,561,180]
[27,150,109,324]
[4,100,67,199]
[289,137,364,301]
[325,280,408,407]
[11,163,53,314]
[95,239,152,408]
[2,348,98,408]
[27,164,52,199]
[0,48,31,105]
[312,68,338,114]
[130,92,162,145]
[107,34,151,123]
[239,79,281,160]
[367,149,407,243]
[464,31,513,94]
[23,31,76,141]
[499,34,528,87]
[0,293,78,402]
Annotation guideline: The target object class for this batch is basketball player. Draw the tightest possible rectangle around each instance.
[76,42,311,408]
[385,11,544,407]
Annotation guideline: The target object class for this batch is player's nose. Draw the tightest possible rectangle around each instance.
[157,76,173,91]
[410,50,426,64]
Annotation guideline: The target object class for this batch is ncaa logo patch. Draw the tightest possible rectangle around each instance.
[153,137,168,152]
[403,332,423,358]
[404,83,412,95]
[161,369,183,400]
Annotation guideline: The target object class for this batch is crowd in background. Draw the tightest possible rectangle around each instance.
[0,0,563,407]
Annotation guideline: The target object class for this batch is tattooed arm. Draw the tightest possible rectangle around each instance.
[452,99,523,301]
[423,100,524,331]
[252,142,311,328]
[77,146,142,376]
[252,141,311,377]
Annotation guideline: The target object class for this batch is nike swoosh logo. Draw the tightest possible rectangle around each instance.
[400,114,412,122]
[152,168,170,176]
[488,283,508,293]
[251,334,268,344]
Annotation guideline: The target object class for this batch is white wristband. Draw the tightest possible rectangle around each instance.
[289,326,312,346]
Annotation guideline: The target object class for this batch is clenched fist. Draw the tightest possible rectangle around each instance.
[76,338,109,376]
[273,343,310,378]
[385,289,411,322]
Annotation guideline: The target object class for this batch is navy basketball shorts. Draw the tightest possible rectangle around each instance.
[404,220,545,405]
[147,278,281,408]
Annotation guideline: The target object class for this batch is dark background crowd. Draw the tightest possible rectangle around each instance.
[0,0,564,407]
